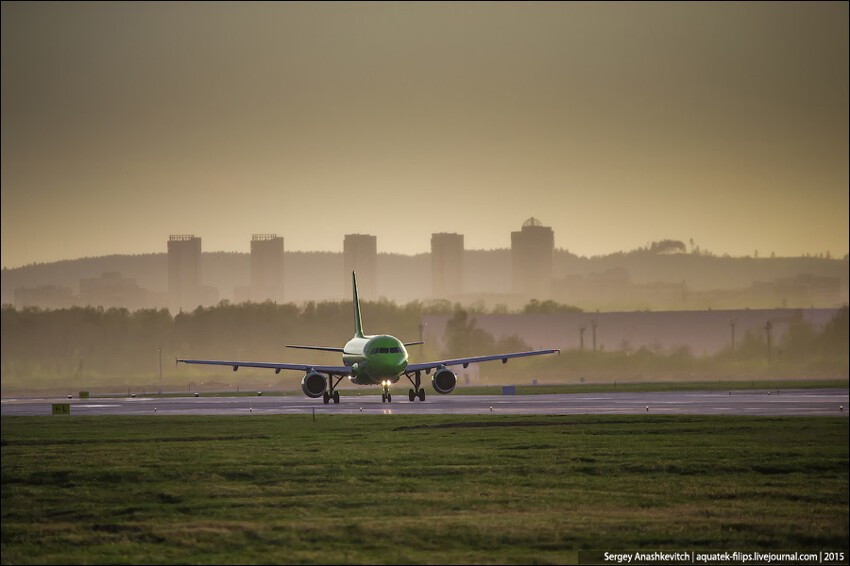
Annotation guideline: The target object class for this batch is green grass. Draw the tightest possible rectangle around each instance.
[2,415,848,564]
[450,378,848,396]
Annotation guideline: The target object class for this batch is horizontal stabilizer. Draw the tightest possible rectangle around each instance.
[403,341,425,346]
[286,344,346,353]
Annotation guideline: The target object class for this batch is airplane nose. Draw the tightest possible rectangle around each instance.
[379,355,407,377]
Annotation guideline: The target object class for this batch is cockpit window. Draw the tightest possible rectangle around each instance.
[368,346,401,354]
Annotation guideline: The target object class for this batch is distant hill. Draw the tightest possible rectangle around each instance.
[557,252,849,291]
[2,250,847,308]
[1,252,432,305]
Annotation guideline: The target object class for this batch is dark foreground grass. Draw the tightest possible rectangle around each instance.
[2,415,847,565]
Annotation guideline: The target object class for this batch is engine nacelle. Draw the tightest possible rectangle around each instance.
[301,371,327,398]
[431,367,457,394]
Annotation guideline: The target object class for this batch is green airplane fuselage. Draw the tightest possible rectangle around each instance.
[343,334,408,385]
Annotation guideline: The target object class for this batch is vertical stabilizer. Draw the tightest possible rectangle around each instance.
[352,271,365,337]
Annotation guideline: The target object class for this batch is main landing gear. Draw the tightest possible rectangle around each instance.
[322,375,344,404]
[405,371,426,402]
[380,373,425,403]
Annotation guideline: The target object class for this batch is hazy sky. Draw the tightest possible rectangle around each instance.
[2,2,848,268]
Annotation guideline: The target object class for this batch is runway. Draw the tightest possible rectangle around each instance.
[2,388,847,417]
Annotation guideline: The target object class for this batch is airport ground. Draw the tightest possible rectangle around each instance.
[2,410,848,564]
[1,376,846,403]
[2,378,847,564]
[1,387,848,417]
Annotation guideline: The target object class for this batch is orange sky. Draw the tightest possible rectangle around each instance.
[2,2,848,268]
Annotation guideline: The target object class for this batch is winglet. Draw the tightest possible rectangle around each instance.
[352,271,364,338]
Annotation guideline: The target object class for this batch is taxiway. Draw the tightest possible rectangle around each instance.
[2,388,847,417]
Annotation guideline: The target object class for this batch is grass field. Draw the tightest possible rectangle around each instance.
[445,378,848,396]
[2,415,848,564]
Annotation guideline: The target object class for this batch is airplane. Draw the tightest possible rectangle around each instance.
[177,272,560,404]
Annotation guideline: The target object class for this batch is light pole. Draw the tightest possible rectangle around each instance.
[591,319,597,352]
[729,318,737,353]
[764,320,773,364]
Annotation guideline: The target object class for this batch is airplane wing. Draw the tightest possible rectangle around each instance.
[405,349,559,373]
[176,358,353,375]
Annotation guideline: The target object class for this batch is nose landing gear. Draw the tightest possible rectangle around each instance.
[381,381,392,403]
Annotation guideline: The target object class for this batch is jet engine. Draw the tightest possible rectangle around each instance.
[431,367,457,394]
[301,371,327,398]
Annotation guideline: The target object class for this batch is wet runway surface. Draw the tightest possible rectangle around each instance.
[2,388,847,417]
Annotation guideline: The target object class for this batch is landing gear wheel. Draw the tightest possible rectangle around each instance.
[322,392,330,404]
[387,393,392,403]
[405,371,426,403]
[333,391,340,404]
[382,393,387,403]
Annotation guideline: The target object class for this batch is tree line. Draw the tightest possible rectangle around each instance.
[1,302,846,392]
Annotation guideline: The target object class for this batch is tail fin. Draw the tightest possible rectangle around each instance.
[352,271,364,338]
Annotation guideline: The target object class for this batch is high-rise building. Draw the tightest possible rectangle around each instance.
[431,233,464,298]
[511,217,554,299]
[167,235,205,310]
[343,234,377,299]
[168,234,200,307]
[250,234,284,302]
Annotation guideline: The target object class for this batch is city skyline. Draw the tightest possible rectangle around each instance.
[3,221,846,267]
[5,218,847,311]
[2,3,848,268]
